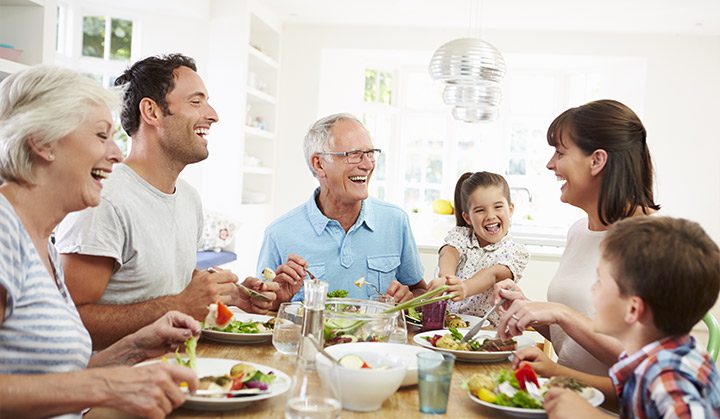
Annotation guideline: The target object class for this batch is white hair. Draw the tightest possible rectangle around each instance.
[303,113,367,178]
[0,65,119,184]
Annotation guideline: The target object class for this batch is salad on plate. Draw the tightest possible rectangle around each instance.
[465,364,604,416]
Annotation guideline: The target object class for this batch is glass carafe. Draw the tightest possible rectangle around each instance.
[285,280,341,419]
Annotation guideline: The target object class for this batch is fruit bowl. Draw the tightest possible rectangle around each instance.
[323,298,402,346]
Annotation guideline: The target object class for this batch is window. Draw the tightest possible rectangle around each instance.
[55,3,137,89]
[55,3,137,156]
[318,50,646,244]
[82,16,132,60]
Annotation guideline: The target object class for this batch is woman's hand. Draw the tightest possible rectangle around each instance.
[126,311,201,363]
[511,346,560,378]
[94,363,197,419]
[493,278,528,310]
[497,300,567,339]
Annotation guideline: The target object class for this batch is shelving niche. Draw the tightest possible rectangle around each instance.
[241,11,279,207]
[0,0,56,80]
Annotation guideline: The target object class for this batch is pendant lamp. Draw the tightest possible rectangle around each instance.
[428,4,506,122]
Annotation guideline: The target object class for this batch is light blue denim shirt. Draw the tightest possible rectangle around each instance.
[256,188,424,301]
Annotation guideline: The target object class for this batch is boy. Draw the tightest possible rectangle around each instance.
[545,216,720,418]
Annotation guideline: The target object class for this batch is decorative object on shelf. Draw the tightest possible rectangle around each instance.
[254,116,266,130]
[198,211,237,253]
[243,155,262,167]
[0,44,23,62]
[428,0,505,122]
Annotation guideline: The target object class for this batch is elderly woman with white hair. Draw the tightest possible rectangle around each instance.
[0,66,200,418]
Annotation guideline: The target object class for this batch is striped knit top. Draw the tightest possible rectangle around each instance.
[0,194,92,375]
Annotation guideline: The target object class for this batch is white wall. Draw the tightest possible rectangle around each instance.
[274,25,720,318]
[276,25,720,243]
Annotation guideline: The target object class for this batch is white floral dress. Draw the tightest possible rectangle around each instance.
[444,226,529,326]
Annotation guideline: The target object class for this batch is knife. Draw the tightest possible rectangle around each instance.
[460,298,506,343]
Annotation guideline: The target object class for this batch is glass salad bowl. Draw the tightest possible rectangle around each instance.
[323,298,403,346]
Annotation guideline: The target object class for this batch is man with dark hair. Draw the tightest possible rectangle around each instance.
[56,54,278,349]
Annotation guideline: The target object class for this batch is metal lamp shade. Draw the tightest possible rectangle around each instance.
[429,38,506,122]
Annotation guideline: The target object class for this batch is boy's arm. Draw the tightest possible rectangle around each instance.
[513,346,618,408]
[648,369,712,418]
[544,388,615,419]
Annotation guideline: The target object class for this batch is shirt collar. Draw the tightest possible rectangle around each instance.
[610,334,693,396]
[466,228,511,251]
[305,187,375,235]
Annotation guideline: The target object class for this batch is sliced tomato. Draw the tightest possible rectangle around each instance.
[429,334,443,347]
[514,363,539,391]
[216,301,233,328]
[231,376,244,391]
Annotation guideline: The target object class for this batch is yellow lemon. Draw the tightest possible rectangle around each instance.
[476,388,497,403]
[432,199,454,215]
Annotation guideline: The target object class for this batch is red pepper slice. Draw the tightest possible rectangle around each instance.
[216,301,233,328]
[514,363,539,391]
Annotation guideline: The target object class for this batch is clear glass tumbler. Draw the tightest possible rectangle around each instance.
[272,302,304,355]
[417,352,455,414]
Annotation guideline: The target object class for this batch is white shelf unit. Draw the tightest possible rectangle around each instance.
[0,0,56,79]
[241,11,279,205]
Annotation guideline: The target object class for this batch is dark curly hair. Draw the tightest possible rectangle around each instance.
[114,53,197,136]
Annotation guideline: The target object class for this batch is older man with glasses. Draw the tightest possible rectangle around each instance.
[257,113,428,307]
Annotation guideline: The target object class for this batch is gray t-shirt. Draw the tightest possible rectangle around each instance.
[56,163,203,304]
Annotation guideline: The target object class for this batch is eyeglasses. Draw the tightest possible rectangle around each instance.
[316,148,382,164]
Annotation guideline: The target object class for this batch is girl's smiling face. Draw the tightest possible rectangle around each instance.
[462,185,514,247]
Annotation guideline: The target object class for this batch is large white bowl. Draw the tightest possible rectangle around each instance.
[316,346,406,412]
[322,342,432,386]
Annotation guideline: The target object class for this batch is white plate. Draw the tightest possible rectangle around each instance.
[406,313,489,330]
[413,329,536,363]
[468,378,605,418]
[202,311,273,344]
[140,357,290,411]
[323,342,434,386]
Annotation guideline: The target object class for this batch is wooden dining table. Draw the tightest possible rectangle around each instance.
[87,334,523,419]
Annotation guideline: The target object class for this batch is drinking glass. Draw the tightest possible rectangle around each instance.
[417,352,455,414]
[273,302,304,355]
[421,299,447,331]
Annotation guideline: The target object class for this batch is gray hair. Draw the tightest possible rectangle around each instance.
[0,65,119,184]
[303,113,367,178]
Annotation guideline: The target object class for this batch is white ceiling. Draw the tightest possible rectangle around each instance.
[261,0,720,35]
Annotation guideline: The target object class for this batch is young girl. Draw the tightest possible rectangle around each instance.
[431,171,529,326]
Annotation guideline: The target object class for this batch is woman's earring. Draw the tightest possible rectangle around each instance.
[48,153,55,161]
